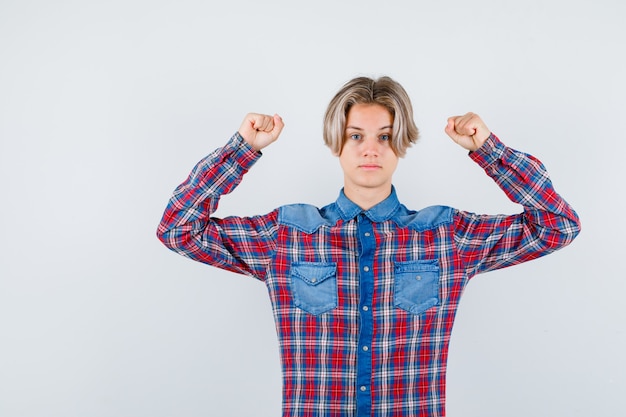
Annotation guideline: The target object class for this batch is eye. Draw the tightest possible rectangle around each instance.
[349,133,361,140]
[380,134,391,141]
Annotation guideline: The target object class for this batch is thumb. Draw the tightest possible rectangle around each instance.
[271,114,285,138]
[444,117,464,144]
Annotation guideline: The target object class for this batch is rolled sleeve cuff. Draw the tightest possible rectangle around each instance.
[230,131,262,170]
[469,133,506,168]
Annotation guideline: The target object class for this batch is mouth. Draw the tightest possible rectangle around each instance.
[359,164,382,170]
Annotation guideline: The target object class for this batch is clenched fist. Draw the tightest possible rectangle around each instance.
[445,112,491,152]
[239,113,285,152]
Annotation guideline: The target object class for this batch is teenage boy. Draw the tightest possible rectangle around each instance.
[157,76,580,417]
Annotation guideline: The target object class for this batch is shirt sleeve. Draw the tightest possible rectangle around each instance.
[453,134,581,278]
[156,132,279,281]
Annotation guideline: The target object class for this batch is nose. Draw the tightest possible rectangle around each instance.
[362,136,382,157]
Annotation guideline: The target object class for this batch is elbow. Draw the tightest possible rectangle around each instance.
[543,214,581,251]
[156,209,190,252]
[156,224,183,252]
[563,209,582,245]
[530,204,581,251]
[571,215,582,241]
[156,227,172,250]
[156,226,168,247]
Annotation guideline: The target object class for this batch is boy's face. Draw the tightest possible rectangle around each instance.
[339,103,399,198]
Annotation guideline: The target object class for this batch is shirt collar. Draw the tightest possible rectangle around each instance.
[336,186,401,222]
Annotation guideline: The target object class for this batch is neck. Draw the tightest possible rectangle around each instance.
[343,184,392,211]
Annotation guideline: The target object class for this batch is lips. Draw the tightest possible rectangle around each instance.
[359,164,382,170]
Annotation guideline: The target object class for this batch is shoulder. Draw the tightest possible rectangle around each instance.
[393,205,455,231]
[278,203,341,234]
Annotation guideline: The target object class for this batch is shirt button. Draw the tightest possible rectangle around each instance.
[362,346,369,352]
[364,232,371,237]
[362,306,369,311]
[363,266,370,272]
[360,386,367,392]
[416,275,422,280]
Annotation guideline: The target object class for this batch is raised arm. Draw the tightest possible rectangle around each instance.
[156,113,285,280]
[444,113,581,277]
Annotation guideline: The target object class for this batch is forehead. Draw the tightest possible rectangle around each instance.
[346,103,393,128]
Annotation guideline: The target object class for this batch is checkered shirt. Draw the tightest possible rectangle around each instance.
[157,132,580,416]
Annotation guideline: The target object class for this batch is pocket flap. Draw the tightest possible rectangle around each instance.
[291,262,336,286]
[395,259,439,273]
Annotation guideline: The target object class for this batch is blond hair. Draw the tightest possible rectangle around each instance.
[323,76,419,157]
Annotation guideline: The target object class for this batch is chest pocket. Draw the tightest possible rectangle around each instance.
[394,260,440,315]
[290,262,338,316]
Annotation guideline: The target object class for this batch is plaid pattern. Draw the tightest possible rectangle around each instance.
[157,132,580,416]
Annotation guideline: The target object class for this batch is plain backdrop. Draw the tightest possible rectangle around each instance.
[1,0,624,416]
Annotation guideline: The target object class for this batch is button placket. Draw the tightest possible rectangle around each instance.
[356,214,375,416]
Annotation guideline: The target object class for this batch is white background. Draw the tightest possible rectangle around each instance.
[1,0,624,416]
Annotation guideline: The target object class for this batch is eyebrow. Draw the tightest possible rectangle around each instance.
[345,125,393,131]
